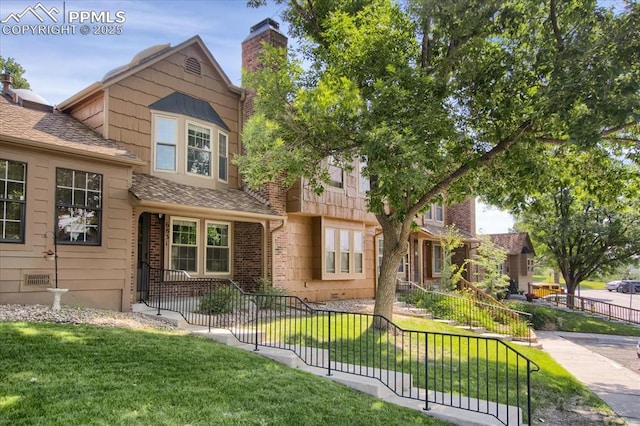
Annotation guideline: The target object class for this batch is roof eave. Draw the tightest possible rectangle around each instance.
[130,198,283,221]
[0,133,145,167]
[56,81,103,111]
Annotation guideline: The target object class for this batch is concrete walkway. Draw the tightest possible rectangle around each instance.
[133,304,519,425]
[535,331,640,426]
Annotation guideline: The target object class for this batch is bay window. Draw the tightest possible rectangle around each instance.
[323,226,365,278]
[155,116,177,171]
[187,123,211,176]
[218,132,228,182]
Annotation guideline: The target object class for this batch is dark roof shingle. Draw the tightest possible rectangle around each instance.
[487,232,535,255]
[0,96,138,161]
[130,173,281,217]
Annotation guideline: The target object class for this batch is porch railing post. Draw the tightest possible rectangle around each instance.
[254,296,259,352]
[327,311,332,376]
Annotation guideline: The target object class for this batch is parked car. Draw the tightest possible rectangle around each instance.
[616,280,640,294]
[605,280,624,292]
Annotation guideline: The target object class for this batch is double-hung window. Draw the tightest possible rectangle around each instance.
[0,159,26,242]
[55,168,102,244]
[206,222,229,273]
[325,228,336,273]
[433,244,443,276]
[424,202,444,224]
[155,116,177,171]
[354,231,364,273]
[327,156,343,189]
[340,230,350,273]
[171,219,198,272]
[218,132,228,182]
[187,123,211,176]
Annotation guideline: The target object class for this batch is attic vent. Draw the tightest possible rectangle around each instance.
[185,57,201,76]
[24,274,51,286]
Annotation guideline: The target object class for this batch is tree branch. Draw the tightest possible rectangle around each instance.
[408,120,534,219]
[549,0,565,52]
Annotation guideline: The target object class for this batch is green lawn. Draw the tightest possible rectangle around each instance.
[532,275,605,290]
[1,312,623,425]
[0,322,447,426]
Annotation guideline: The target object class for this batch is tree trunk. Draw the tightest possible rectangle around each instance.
[373,219,410,327]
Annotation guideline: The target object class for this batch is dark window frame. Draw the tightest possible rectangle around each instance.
[0,159,27,243]
[55,167,103,246]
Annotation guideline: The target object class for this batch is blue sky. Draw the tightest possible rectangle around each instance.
[0,0,514,233]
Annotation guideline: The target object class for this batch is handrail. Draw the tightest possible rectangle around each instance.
[140,264,539,425]
[397,279,533,343]
[458,278,510,310]
[541,292,640,325]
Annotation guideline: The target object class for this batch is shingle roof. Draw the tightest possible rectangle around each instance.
[421,224,476,240]
[487,232,535,255]
[149,92,229,130]
[130,173,281,217]
[0,96,139,161]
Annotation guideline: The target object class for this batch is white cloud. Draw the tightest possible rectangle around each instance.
[476,201,514,235]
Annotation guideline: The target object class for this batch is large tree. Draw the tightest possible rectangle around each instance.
[240,0,640,321]
[0,56,30,89]
[510,146,640,296]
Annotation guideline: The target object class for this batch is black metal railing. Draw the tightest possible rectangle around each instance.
[541,293,640,325]
[141,264,539,425]
[397,280,533,344]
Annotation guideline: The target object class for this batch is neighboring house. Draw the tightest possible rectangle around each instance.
[0,18,478,310]
[400,199,479,287]
[487,232,536,292]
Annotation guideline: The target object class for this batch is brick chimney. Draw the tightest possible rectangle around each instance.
[241,18,287,121]
[241,19,290,288]
[2,72,12,96]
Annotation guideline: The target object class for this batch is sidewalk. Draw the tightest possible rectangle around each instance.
[536,331,640,426]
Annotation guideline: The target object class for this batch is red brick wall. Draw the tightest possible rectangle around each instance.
[446,199,476,237]
[233,222,264,291]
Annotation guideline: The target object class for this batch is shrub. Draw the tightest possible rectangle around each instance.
[198,288,237,314]
[253,277,287,310]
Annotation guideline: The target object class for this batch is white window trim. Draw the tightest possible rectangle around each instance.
[185,120,213,179]
[151,111,227,181]
[326,156,345,191]
[218,130,229,183]
[323,226,365,279]
[424,202,444,224]
[204,220,232,275]
[432,243,442,277]
[152,113,178,174]
[169,217,200,274]
[358,159,370,194]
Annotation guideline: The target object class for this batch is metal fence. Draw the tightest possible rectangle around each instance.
[141,264,539,425]
[541,293,640,325]
[397,280,533,343]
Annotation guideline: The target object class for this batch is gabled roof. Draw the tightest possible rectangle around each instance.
[0,95,141,165]
[129,174,282,220]
[57,35,241,110]
[149,92,229,130]
[487,232,536,256]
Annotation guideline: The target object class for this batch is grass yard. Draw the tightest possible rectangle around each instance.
[532,275,605,290]
[0,322,447,426]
